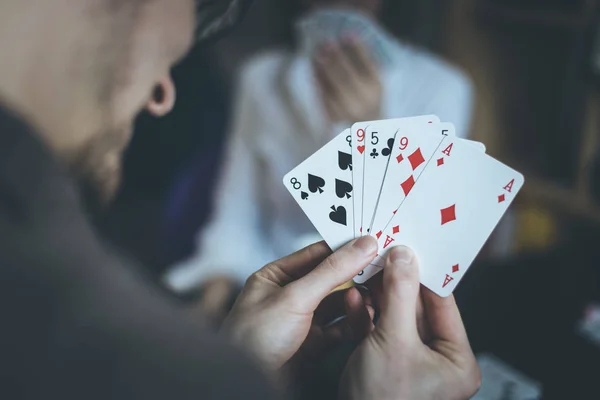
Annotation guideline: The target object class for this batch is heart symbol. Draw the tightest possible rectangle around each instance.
[357,146,365,155]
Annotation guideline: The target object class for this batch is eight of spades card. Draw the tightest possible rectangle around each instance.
[283,129,355,251]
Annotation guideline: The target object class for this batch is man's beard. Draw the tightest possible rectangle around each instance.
[71,124,131,215]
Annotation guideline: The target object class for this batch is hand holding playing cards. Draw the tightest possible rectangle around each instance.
[314,37,382,123]
[340,246,481,400]
[221,237,378,370]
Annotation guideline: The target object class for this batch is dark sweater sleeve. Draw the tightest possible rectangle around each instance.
[0,213,280,400]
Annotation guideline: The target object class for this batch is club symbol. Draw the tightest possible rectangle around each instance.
[381,138,394,157]
[370,149,379,159]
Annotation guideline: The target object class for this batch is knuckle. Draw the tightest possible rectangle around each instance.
[244,272,263,289]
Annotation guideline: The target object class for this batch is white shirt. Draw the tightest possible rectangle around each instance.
[165,42,474,292]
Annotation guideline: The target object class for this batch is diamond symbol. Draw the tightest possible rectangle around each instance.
[437,158,444,166]
[408,148,425,170]
[401,175,415,196]
[440,204,456,225]
[498,194,506,203]
[392,225,400,234]
[452,264,459,273]
[396,154,404,164]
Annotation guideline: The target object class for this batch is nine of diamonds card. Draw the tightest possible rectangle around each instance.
[283,116,524,297]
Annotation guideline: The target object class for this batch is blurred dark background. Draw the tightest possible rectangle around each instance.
[98,0,600,398]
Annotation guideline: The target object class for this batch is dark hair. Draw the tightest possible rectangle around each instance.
[195,0,254,44]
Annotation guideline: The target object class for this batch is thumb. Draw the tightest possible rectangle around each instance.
[377,246,420,340]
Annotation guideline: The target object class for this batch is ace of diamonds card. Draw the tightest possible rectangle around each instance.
[374,137,524,297]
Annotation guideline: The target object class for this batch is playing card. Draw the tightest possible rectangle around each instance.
[296,9,396,67]
[362,116,441,237]
[474,354,542,400]
[371,137,524,296]
[579,303,600,348]
[354,125,485,284]
[367,120,449,239]
[351,116,440,239]
[283,129,355,252]
[464,139,486,153]
[350,121,368,238]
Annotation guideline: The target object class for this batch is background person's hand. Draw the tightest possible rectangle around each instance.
[314,37,382,123]
[340,246,481,400]
[221,237,378,370]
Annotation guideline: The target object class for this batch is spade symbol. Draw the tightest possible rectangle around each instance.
[308,174,325,194]
[382,138,394,157]
[329,206,347,226]
[335,179,353,199]
[338,151,353,171]
[301,191,309,200]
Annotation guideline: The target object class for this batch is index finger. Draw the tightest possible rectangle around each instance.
[421,287,471,348]
[344,37,378,78]
[255,241,332,286]
[284,236,378,310]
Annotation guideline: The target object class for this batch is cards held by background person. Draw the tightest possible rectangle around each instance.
[283,116,524,297]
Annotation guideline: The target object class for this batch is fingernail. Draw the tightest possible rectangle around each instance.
[352,236,378,255]
[389,246,414,266]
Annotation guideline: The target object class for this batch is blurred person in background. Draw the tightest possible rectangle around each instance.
[165,0,475,307]
[0,0,482,398]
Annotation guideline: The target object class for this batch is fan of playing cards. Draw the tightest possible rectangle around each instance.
[283,116,524,297]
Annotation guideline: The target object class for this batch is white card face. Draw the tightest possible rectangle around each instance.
[362,116,440,238]
[369,122,452,241]
[474,354,542,400]
[351,116,440,239]
[354,121,457,285]
[283,129,354,251]
[464,139,486,153]
[350,121,368,238]
[372,137,524,296]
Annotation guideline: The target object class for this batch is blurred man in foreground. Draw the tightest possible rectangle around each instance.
[0,0,480,398]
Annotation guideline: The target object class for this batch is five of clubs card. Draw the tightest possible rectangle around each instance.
[283,116,524,297]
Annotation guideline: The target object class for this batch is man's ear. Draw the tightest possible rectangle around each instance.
[146,75,176,117]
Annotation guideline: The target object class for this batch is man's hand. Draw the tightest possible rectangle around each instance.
[221,237,378,370]
[340,246,481,400]
[314,37,382,123]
